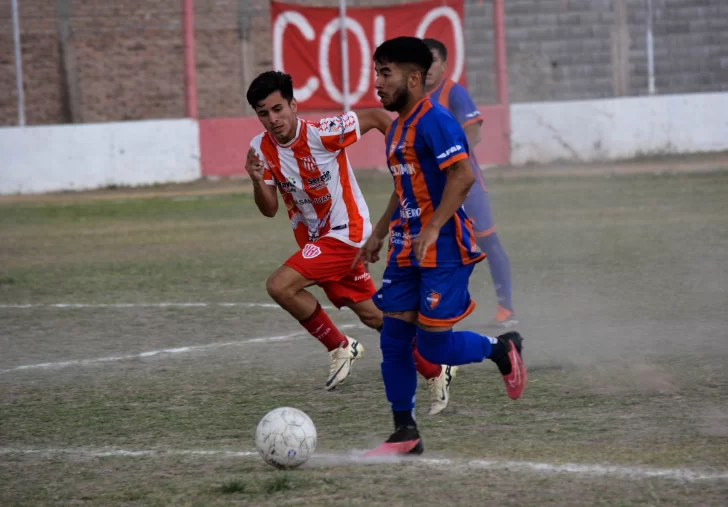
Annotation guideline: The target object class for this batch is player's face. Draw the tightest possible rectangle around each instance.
[426,49,446,91]
[374,62,412,113]
[253,91,298,143]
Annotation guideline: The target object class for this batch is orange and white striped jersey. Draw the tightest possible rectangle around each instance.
[250,112,372,249]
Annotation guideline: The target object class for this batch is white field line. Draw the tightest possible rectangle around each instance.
[1,447,726,482]
[0,324,363,375]
[0,302,335,310]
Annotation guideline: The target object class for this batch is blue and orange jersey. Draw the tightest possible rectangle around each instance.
[428,78,483,129]
[428,78,488,193]
[384,97,486,268]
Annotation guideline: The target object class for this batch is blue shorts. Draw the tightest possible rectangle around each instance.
[373,263,477,327]
[463,156,495,237]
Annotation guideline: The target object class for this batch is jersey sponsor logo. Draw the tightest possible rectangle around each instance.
[390,163,416,176]
[400,198,422,219]
[294,197,312,206]
[307,171,331,190]
[437,145,464,159]
[291,210,332,242]
[312,194,331,205]
[390,230,417,247]
[426,290,441,310]
[278,176,298,193]
[296,155,319,173]
[302,243,322,259]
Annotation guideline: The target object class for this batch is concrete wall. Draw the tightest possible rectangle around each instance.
[2,92,726,194]
[511,92,728,165]
[2,0,727,126]
[0,119,200,194]
[199,105,510,176]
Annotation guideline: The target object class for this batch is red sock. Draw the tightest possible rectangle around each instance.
[299,304,347,352]
[413,338,443,379]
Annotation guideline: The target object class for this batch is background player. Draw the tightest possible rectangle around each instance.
[246,71,457,414]
[357,37,527,456]
[423,38,517,329]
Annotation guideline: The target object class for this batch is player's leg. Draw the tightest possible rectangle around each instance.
[344,296,457,416]
[270,239,361,389]
[364,264,424,456]
[334,258,456,400]
[414,264,527,401]
[414,339,459,416]
[463,169,516,328]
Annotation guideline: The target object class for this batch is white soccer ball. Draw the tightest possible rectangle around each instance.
[255,407,317,469]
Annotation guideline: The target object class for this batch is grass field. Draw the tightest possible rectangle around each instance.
[1,171,728,506]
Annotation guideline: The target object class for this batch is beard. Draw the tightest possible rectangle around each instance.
[382,84,410,113]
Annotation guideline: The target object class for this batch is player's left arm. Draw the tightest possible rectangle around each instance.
[413,158,474,264]
[354,109,392,135]
[412,112,475,263]
[427,159,474,232]
[464,123,482,149]
[450,84,483,149]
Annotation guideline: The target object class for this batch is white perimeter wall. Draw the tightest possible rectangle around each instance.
[0,119,200,195]
[511,92,728,165]
[2,93,727,195]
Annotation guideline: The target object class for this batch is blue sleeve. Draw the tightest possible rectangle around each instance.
[421,108,470,170]
[449,84,482,127]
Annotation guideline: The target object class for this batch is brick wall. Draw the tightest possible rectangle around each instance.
[1,0,726,126]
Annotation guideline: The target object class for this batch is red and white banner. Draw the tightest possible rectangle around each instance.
[271,0,465,110]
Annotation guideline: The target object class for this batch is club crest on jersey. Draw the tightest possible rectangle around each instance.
[296,155,319,173]
[426,290,441,310]
[302,243,322,259]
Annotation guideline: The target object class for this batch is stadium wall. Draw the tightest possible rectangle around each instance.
[0,119,199,195]
[199,105,510,176]
[2,93,727,195]
[510,92,728,165]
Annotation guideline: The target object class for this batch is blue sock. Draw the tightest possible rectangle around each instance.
[476,232,513,311]
[416,328,497,366]
[380,317,418,414]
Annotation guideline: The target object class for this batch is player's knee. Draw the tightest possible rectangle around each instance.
[265,273,293,302]
[359,311,383,331]
[380,317,417,360]
[416,328,452,364]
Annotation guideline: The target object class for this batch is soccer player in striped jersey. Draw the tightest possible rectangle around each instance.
[246,71,457,413]
[358,38,527,456]
[423,38,517,329]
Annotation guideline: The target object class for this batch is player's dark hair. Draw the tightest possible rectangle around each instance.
[423,38,447,62]
[246,71,294,107]
[373,36,433,77]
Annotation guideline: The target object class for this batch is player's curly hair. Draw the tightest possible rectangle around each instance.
[423,38,447,62]
[246,71,294,107]
[373,36,433,77]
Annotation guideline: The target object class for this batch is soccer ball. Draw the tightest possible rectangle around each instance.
[255,407,317,469]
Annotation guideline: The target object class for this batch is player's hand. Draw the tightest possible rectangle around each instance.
[245,147,265,183]
[352,235,384,269]
[412,224,439,264]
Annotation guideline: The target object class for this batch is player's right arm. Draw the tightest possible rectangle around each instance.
[245,146,278,218]
[353,190,399,267]
[355,109,392,135]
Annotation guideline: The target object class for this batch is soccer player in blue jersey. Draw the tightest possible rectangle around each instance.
[356,37,527,456]
[423,38,516,328]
